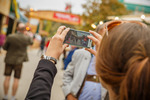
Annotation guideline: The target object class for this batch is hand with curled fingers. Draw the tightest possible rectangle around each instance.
[45,26,70,59]
[85,30,103,56]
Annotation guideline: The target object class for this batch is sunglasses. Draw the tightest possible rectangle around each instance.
[105,20,147,36]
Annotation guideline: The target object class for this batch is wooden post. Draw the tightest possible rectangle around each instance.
[12,19,17,34]
[39,19,43,31]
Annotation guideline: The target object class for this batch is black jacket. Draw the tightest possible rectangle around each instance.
[25,59,57,100]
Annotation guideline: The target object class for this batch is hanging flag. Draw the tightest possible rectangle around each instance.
[13,0,20,19]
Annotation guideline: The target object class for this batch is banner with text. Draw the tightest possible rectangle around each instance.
[53,12,80,24]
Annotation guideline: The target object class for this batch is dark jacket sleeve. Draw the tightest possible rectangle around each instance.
[25,59,57,100]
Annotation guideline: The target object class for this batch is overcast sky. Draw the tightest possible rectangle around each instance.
[17,0,87,15]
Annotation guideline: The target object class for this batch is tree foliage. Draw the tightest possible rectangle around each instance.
[48,21,76,37]
[100,0,128,20]
[79,0,128,31]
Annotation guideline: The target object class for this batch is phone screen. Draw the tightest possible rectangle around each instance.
[64,29,92,48]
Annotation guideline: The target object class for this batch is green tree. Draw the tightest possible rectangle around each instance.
[80,0,128,31]
[78,0,101,31]
[100,0,128,20]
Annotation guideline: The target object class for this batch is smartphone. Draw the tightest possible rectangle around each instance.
[64,29,92,48]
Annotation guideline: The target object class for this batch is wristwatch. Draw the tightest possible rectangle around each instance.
[41,55,57,64]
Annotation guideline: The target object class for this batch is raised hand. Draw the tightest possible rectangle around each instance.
[45,26,70,59]
[85,30,102,56]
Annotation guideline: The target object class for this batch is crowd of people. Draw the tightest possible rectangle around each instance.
[1,20,150,100]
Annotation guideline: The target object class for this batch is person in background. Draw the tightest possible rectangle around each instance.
[38,35,46,55]
[62,24,107,100]
[45,37,51,52]
[63,46,78,70]
[0,32,6,53]
[3,23,33,100]
[62,49,67,63]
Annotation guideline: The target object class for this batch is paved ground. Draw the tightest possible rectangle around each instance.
[0,49,65,100]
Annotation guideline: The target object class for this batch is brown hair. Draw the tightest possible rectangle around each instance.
[96,23,150,100]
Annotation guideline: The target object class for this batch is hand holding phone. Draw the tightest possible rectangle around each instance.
[64,29,92,48]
